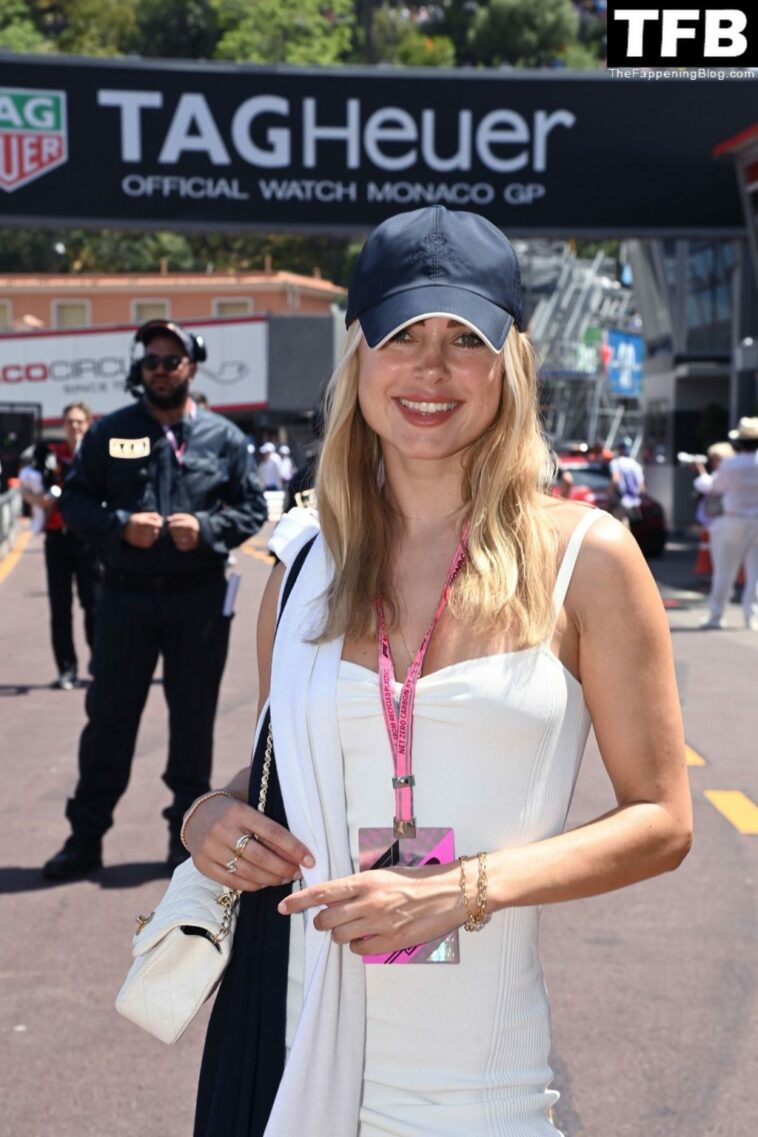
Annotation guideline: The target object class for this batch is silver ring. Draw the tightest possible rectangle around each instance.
[234,833,252,856]
[224,856,238,874]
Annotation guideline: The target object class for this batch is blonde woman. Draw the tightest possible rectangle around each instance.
[183,207,692,1137]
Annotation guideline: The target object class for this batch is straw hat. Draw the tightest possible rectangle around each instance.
[728,416,758,441]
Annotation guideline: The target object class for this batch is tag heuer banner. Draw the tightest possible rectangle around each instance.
[0,86,67,191]
[0,55,753,235]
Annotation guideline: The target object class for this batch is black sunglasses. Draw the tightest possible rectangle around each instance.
[142,352,188,372]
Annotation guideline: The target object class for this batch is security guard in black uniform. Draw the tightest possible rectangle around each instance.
[42,319,267,880]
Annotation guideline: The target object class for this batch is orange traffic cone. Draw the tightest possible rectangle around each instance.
[694,528,712,577]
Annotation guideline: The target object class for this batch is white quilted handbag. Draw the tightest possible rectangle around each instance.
[115,856,240,1044]
[116,718,276,1044]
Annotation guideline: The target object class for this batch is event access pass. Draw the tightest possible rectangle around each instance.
[357,826,460,965]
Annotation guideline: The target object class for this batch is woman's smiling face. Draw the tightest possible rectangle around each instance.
[357,317,504,464]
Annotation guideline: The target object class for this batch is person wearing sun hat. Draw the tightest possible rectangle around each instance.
[258,441,284,490]
[182,206,691,1137]
[701,415,758,630]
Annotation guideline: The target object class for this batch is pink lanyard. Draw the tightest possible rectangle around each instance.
[162,426,187,466]
[162,403,196,466]
[376,535,468,839]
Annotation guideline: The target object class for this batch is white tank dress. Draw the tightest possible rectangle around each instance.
[285,509,602,1137]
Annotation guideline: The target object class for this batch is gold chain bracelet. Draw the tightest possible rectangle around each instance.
[179,789,235,852]
[459,852,492,932]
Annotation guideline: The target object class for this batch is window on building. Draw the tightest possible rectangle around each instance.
[213,299,253,318]
[132,300,170,324]
[53,301,90,328]
[685,241,734,354]
[0,300,11,329]
[643,399,671,465]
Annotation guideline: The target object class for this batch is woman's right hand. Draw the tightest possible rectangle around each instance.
[184,793,315,891]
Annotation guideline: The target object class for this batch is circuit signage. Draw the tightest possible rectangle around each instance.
[0,55,753,234]
[0,318,268,422]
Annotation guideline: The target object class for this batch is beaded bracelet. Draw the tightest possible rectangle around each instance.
[180,789,235,852]
[459,852,492,932]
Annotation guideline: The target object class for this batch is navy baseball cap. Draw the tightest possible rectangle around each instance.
[135,319,195,359]
[346,206,523,354]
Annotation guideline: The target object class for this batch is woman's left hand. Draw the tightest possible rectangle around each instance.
[277,864,463,956]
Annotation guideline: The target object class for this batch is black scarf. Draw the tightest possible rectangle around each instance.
[194,538,316,1137]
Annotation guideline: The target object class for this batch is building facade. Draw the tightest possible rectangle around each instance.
[0,268,346,462]
[625,238,757,529]
[0,265,344,332]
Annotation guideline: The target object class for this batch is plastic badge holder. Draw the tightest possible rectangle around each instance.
[358,826,459,964]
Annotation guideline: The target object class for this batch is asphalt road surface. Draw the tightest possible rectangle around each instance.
[1,526,755,1137]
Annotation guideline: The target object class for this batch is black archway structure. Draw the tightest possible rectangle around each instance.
[0,55,752,238]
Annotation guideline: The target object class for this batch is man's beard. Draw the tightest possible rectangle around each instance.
[144,379,190,410]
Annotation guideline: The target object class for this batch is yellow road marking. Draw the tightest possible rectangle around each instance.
[0,529,32,584]
[241,542,275,565]
[704,791,758,835]
[685,745,706,767]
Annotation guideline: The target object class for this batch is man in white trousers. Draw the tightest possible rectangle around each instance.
[701,417,758,631]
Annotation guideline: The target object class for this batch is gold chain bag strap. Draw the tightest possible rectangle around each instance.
[213,719,274,942]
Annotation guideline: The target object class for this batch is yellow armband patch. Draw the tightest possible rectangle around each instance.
[109,437,151,459]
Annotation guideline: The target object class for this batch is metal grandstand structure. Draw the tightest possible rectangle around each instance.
[520,242,643,453]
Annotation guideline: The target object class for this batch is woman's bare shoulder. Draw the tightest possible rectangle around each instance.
[537,494,654,609]
[565,511,659,626]
[538,495,605,540]
[256,561,287,713]
[257,561,287,649]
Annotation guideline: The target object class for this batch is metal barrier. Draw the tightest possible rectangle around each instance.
[0,488,22,560]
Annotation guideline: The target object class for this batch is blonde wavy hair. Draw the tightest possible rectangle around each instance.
[314,323,559,647]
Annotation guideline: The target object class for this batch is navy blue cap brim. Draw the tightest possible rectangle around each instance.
[138,321,194,358]
[357,284,515,354]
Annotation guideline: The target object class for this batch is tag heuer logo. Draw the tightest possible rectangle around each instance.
[0,88,68,193]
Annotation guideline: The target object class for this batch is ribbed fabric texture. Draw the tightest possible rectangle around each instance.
[286,509,601,1137]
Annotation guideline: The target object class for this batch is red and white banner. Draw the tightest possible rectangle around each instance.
[0,317,268,423]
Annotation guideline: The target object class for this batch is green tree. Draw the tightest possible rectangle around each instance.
[189,232,358,285]
[214,0,353,65]
[352,0,377,61]
[468,0,579,67]
[210,0,246,37]
[53,0,136,55]
[556,40,601,69]
[574,240,620,262]
[0,0,51,51]
[0,226,359,286]
[372,5,456,67]
[426,0,480,65]
[130,0,219,59]
[65,231,198,273]
[0,228,65,273]
[0,229,198,273]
